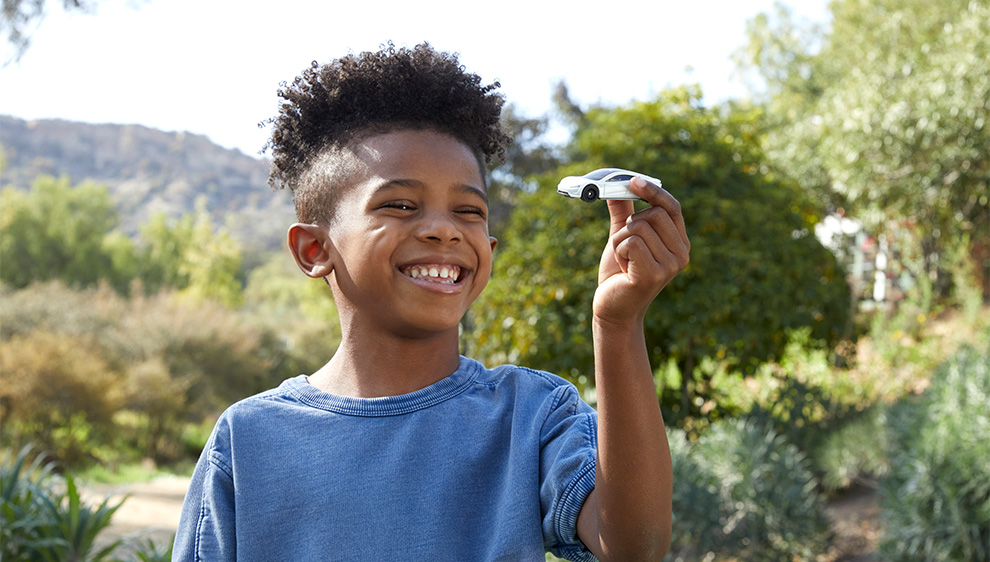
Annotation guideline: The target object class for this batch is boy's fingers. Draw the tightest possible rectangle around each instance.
[610,215,689,282]
[620,209,690,268]
[615,234,678,280]
[628,177,689,250]
[606,199,636,237]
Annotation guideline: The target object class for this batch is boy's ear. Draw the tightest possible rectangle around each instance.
[288,223,334,279]
[489,236,498,251]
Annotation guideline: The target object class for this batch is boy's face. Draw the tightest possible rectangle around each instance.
[321,129,496,339]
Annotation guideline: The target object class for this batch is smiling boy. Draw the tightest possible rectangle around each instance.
[173,43,689,562]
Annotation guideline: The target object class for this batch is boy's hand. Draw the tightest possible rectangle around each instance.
[595,176,690,326]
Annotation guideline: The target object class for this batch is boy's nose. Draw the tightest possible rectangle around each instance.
[418,211,462,244]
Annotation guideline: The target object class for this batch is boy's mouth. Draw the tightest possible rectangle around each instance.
[399,264,464,284]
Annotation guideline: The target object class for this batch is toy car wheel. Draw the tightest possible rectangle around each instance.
[580,185,599,203]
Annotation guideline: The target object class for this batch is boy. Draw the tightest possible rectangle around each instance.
[173,43,689,562]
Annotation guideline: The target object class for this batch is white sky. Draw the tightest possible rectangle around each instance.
[0,0,828,157]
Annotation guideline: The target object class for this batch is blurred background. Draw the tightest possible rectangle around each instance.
[1,0,987,561]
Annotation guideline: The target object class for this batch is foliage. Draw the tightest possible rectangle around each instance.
[0,176,246,305]
[32,473,123,561]
[666,420,831,561]
[0,281,286,466]
[0,265,342,468]
[137,199,244,307]
[738,0,990,303]
[488,104,563,237]
[742,331,884,483]
[0,331,123,466]
[879,345,990,561]
[1,0,104,65]
[117,288,278,419]
[811,405,889,493]
[1,446,123,561]
[470,87,850,422]
[665,429,721,560]
[241,252,343,381]
[1,446,57,560]
[242,252,340,327]
[131,536,174,562]
[0,175,132,292]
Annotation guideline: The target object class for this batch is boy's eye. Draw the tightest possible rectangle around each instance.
[455,206,487,218]
[381,201,416,211]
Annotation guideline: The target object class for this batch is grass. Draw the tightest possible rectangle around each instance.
[76,459,196,486]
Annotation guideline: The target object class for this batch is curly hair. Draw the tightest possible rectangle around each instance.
[264,42,511,224]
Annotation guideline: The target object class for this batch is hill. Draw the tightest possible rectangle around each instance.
[0,115,295,252]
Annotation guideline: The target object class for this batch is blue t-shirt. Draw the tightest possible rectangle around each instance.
[172,356,599,561]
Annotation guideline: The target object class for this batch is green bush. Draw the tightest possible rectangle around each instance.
[746,373,881,494]
[1,282,289,468]
[879,345,990,561]
[1,446,123,561]
[131,536,174,562]
[665,419,831,561]
[0,332,123,467]
[666,429,721,559]
[1,446,56,560]
[812,405,889,493]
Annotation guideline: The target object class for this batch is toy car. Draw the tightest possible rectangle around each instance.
[557,168,661,203]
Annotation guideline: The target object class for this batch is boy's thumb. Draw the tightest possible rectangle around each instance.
[606,199,635,237]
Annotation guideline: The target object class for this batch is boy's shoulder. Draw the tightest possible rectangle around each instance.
[478,359,583,395]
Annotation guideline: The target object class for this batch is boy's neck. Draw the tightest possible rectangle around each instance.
[308,328,462,398]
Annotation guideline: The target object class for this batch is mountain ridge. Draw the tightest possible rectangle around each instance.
[0,114,295,252]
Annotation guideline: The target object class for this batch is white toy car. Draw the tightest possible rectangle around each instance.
[557,168,662,203]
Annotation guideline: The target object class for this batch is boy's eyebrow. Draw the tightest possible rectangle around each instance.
[373,179,488,204]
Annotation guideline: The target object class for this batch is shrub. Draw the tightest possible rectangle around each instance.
[132,536,175,562]
[117,290,282,416]
[879,345,990,561]
[122,358,191,464]
[1,446,57,560]
[1,282,288,467]
[812,405,889,493]
[1,446,124,561]
[666,429,722,559]
[737,329,891,493]
[0,332,123,466]
[666,419,831,561]
[32,473,123,562]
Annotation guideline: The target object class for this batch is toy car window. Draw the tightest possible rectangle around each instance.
[610,174,633,182]
[585,169,614,180]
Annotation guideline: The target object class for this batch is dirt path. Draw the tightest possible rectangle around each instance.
[83,475,189,560]
[824,483,883,562]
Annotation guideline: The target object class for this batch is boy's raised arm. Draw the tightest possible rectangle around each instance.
[576,176,690,561]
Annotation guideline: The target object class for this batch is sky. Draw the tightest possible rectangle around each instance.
[0,0,829,157]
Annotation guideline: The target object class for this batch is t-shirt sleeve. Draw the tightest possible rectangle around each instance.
[539,381,599,562]
[172,416,236,562]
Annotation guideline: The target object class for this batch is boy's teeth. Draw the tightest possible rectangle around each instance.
[404,265,461,283]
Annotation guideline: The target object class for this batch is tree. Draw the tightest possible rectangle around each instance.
[171,199,244,307]
[130,198,244,306]
[486,104,563,238]
[2,0,98,65]
[0,175,135,291]
[738,0,990,303]
[469,87,849,422]
[0,176,243,304]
